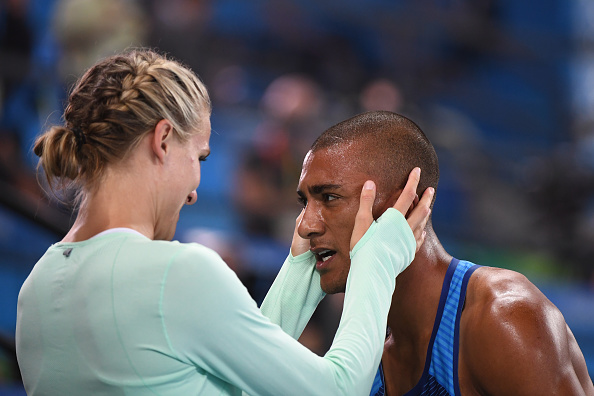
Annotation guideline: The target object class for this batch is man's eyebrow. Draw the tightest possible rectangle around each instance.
[310,184,342,194]
[296,184,342,197]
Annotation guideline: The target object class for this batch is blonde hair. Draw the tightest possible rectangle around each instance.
[34,49,210,198]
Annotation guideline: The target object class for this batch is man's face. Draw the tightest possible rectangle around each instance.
[297,143,386,294]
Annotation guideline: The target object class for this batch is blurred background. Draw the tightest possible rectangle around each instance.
[1,0,594,393]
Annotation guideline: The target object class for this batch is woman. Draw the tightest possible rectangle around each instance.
[16,49,432,395]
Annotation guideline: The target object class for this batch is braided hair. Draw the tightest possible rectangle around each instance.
[33,49,210,200]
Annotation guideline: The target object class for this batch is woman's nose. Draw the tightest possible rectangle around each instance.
[186,190,198,205]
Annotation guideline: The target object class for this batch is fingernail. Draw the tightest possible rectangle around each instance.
[364,180,374,190]
[429,187,435,195]
[415,167,421,175]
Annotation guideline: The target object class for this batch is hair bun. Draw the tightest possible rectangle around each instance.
[71,127,86,149]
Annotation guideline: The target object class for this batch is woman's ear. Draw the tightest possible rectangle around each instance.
[151,119,174,163]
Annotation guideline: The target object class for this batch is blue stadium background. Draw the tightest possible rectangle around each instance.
[1,0,594,393]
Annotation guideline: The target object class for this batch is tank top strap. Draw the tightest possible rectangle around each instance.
[402,259,481,396]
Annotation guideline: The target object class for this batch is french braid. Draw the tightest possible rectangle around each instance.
[33,49,210,199]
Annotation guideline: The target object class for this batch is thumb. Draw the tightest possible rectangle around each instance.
[350,180,376,250]
[290,209,310,256]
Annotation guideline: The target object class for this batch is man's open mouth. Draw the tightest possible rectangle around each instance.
[315,249,337,263]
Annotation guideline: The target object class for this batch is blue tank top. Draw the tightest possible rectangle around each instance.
[370,259,480,396]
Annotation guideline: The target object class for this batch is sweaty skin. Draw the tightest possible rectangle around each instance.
[296,142,594,396]
[297,144,367,294]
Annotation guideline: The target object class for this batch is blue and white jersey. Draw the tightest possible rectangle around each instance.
[370,259,481,396]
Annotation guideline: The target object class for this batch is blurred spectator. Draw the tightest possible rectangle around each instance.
[211,65,250,106]
[525,141,594,281]
[143,0,214,76]
[233,74,329,242]
[52,0,147,85]
[0,0,33,107]
[359,78,404,113]
[1,0,61,164]
[0,129,41,200]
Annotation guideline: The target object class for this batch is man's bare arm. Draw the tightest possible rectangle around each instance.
[462,268,593,396]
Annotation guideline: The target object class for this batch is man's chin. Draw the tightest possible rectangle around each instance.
[320,278,347,295]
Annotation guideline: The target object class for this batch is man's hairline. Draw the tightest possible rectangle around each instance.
[308,140,398,195]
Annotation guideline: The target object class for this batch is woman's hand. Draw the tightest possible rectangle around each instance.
[290,209,310,257]
[350,167,434,252]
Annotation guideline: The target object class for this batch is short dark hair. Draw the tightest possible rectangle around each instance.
[311,111,439,200]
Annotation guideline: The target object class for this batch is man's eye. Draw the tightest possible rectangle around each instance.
[297,196,307,207]
[323,194,338,202]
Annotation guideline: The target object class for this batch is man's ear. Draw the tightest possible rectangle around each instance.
[151,119,174,163]
[372,188,403,220]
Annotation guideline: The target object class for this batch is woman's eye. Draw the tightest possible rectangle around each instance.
[199,157,208,162]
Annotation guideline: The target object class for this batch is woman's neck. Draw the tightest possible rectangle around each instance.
[62,168,158,242]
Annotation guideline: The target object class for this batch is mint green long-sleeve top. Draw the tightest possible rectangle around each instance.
[16,209,414,395]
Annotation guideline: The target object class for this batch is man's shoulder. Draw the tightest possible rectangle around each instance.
[459,266,575,392]
[461,266,565,353]
[466,266,551,313]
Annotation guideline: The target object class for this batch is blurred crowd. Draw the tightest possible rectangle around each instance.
[2,0,594,383]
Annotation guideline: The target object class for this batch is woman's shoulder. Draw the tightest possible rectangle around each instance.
[137,239,228,273]
[147,239,221,261]
[152,241,244,295]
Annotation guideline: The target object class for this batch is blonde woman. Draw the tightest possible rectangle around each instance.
[16,49,433,395]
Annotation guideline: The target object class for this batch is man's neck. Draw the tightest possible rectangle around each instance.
[380,230,453,393]
[386,229,452,339]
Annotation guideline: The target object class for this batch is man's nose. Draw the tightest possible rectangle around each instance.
[297,204,324,239]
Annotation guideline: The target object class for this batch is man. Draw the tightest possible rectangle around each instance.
[261,111,593,395]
